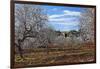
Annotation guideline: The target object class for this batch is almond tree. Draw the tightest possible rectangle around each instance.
[79,8,95,43]
[15,4,48,58]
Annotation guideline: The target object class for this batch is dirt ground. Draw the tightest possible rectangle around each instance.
[14,44,95,68]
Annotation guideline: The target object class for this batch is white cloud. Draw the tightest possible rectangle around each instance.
[49,10,81,19]
[63,10,81,16]
[49,17,76,22]
[48,10,80,29]
[50,21,79,26]
[49,16,79,27]
[49,14,64,19]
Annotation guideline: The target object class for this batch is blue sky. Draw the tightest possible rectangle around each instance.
[41,5,85,31]
[15,4,85,31]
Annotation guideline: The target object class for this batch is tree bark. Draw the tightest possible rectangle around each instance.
[15,42,23,59]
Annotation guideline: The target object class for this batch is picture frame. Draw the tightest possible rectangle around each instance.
[11,0,96,68]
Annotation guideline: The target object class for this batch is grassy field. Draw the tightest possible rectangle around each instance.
[14,44,95,67]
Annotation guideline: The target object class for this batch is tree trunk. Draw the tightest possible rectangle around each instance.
[15,40,24,59]
[17,44,23,59]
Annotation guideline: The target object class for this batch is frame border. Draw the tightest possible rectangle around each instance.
[10,0,96,68]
